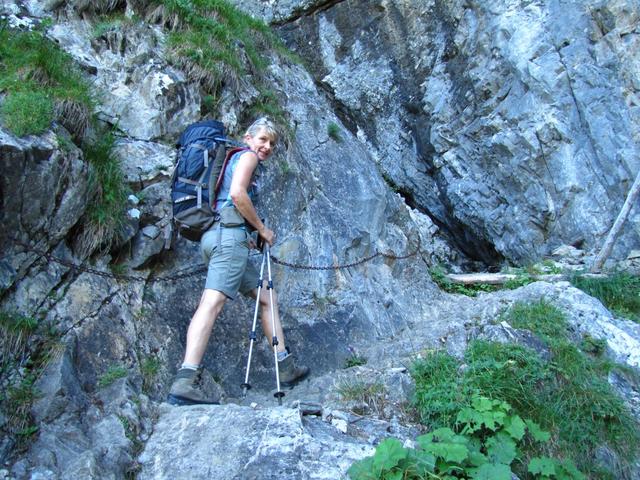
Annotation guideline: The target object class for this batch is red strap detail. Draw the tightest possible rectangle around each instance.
[213,147,250,197]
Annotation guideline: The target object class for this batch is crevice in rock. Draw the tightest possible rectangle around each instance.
[271,0,349,26]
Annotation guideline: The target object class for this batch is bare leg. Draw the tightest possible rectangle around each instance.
[248,287,286,353]
[183,289,227,365]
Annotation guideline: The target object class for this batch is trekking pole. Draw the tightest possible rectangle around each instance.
[266,243,285,405]
[241,246,267,398]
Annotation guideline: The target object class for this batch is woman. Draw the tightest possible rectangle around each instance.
[168,117,309,405]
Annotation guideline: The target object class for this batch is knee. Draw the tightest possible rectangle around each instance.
[198,291,225,316]
[259,290,277,308]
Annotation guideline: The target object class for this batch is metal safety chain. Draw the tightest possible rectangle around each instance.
[6,234,421,282]
[269,235,422,270]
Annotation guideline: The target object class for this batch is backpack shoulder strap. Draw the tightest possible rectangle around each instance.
[213,146,250,197]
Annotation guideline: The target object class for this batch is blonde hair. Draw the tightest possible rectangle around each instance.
[244,117,278,142]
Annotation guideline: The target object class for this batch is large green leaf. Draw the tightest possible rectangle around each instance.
[466,437,488,467]
[525,419,551,442]
[417,428,469,463]
[372,438,407,472]
[557,459,587,480]
[468,463,512,480]
[528,457,557,476]
[457,403,507,433]
[485,432,517,465]
[347,456,377,480]
[504,414,526,440]
[411,449,436,475]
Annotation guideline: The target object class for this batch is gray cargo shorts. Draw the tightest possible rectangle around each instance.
[200,224,259,299]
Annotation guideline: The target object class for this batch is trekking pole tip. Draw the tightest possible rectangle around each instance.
[241,383,251,398]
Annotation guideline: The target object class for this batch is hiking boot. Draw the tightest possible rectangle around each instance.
[278,353,310,387]
[167,367,221,406]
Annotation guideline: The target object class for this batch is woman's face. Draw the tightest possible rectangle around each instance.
[246,127,275,162]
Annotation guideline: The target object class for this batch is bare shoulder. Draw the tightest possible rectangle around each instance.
[239,149,258,164]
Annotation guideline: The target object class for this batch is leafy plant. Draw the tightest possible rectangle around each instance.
[348,395,584,480]
[570,272,640,322]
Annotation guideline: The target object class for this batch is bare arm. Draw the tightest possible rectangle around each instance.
[229,152,275,245]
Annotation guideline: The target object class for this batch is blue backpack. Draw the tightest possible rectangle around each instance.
[170,120,246,241]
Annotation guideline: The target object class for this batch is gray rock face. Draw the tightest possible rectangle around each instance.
[138,404,375,480]
[0,128,89,301]
[47,11,201,142]
[276,0,640,264]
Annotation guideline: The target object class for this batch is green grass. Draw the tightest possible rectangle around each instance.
[98,365,128,388]
[158,0,271,76]
[570,272,640,322]
[79,132,130,254]
[1,311,38,376]
[0,90,54,137]
[92,12,142,38]
[0,22,128,254]
[502,298,568,338]
[337,379,386,415]
[0,23,93,137]
[145,0,290,123]
[141,356,161,393]
[344,354,368,368]
[327,122,343,142]
[410,300,640,478]
[249,87,287,128]
[0,310,61,451]
[2,374,40,447]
